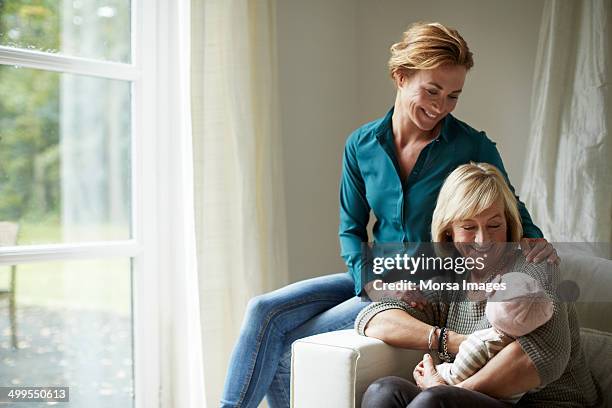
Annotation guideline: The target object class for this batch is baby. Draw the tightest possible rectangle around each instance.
[436,272,554,404]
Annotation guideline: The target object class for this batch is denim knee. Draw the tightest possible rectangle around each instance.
[246,293,293,339]
[245,294,276,322]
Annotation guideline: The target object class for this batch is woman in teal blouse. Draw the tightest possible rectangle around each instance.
[340,106,547,296]
[220,22,557,408]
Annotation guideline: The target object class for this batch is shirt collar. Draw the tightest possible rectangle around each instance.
[374,106,453,143]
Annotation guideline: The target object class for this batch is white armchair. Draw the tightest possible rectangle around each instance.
[290,250,612,408]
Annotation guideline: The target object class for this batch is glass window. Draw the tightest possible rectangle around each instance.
[0,1,131,63]
[0,65,132,245]
[0,258,133,407]
[0,0,155,405]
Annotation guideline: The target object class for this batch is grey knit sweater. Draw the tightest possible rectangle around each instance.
[355,255,602,407]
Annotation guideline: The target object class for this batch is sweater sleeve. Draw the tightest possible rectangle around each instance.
[355,299,413,336]
[339,134,371,295]
[477,133,543,238]
[517,262,571,386]
[354,290,446,336]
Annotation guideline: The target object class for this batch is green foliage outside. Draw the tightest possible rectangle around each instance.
[0,0,131,242]
[0,1,132,312]
[0,1,61,225]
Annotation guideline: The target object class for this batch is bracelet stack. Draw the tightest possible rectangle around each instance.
[437,327,452,362]
[427,326,439,353]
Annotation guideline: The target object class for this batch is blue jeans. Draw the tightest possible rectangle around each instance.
[219,272,369,408]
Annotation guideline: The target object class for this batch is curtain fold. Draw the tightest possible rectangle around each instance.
[157,1,206,408]
[192,0,289,406]
[521,0,612,243]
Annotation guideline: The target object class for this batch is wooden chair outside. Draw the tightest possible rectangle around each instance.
[0,221,19,349]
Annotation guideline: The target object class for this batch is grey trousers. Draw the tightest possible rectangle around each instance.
[361,376,514,408]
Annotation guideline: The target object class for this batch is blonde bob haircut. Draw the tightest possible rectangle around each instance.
[388,22,474,80]
[431,162,523,243]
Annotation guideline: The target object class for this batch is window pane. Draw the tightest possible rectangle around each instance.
[0,1,131,63]
[0,66,131,245]
[0,258,133,407]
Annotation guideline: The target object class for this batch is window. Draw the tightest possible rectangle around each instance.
[0,2,159,407]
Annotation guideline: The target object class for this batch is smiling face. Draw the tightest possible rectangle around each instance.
[451,200,509,267]
[395,64,467,131]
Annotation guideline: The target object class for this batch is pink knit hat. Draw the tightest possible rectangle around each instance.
[485,272,553,338]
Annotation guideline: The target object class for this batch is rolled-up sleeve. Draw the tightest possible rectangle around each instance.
[339,134,371,295]
[355,291,445,336]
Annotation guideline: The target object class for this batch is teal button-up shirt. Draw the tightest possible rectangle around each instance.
[339,108,543,295]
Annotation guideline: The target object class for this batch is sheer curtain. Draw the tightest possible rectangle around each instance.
[156,1,206,408]
[191,0,289,406]
[521,0,612,243]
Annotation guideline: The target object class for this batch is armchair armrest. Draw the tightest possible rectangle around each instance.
[290,329,422,408]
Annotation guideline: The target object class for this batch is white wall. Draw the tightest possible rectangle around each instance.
[277,0,358,281]
[277,0,545,283]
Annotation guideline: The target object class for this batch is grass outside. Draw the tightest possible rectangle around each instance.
[0,221,132,316]
[17,219,130,245]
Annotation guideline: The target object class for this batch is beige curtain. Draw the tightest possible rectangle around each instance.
[521,0,612,243]
[191,0,289,406]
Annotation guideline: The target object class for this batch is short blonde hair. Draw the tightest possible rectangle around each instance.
[431,163,523,242]
[388,22,474,80]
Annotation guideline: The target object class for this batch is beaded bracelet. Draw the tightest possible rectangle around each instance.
[438,327,452,362]
[437,326,445,354]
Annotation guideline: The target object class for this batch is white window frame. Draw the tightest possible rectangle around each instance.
[0,1,167,407]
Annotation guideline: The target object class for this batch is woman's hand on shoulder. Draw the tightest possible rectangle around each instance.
[520,237,560,265]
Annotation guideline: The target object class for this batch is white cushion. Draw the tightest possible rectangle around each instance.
[291,330,421,408]
[580,328,612,405]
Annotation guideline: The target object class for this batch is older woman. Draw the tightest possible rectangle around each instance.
[220,23,556,408]
[357,163,601,407]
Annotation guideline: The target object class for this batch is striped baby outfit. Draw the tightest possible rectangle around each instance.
[436,327,523,403]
